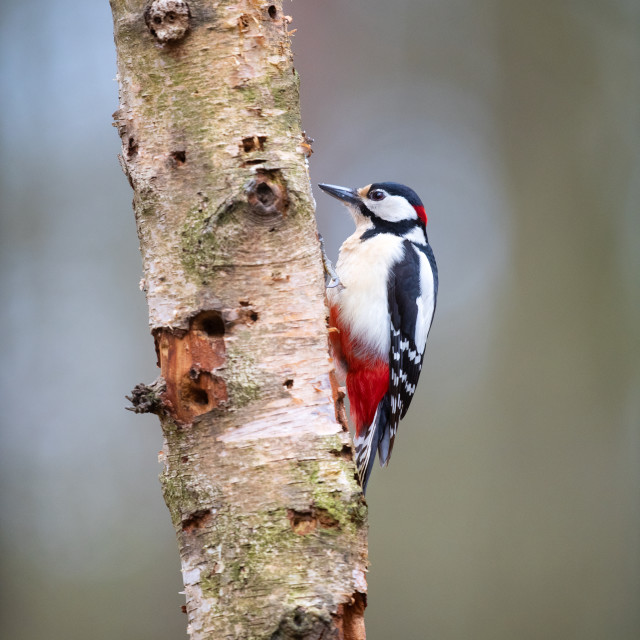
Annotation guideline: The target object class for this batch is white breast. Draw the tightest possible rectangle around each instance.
[327,229,405,360]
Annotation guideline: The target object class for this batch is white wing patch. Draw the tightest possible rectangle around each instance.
[412,245,435,354]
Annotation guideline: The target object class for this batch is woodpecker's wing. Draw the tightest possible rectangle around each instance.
[379,240,437,466]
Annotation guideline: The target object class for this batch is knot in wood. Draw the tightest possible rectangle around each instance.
[145,0,191,43]
[271,607,332,640]
[246,175,287,225]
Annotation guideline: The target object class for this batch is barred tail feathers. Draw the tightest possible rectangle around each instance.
[376,396,394,467]
[354,396,391,494]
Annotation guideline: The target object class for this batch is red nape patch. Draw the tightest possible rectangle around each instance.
[348,365,389,436]
[414,205,428,226]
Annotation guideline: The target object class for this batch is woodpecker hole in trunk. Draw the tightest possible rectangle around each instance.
[242,135,266,152]
[154,310,228,423]
[287,507,339,535]
[246,171,288,225]
[170,150,186,166]
[184,384,209,406]
[181,509,213,533]
[330,444,353,461]
[193,310,225,336]
[256,182,275,206]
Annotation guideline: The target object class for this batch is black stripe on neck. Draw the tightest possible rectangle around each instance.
[360,216,423,241]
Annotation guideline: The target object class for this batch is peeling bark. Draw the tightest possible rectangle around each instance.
[109,1,368,638]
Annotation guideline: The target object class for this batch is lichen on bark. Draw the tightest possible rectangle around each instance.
[110,1,368,638]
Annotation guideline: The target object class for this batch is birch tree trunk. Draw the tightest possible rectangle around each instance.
[109,1,368,638]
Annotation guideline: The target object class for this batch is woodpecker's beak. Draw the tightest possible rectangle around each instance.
[318,183,360,206]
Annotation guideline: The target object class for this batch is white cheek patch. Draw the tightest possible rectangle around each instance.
[367,194,417,223]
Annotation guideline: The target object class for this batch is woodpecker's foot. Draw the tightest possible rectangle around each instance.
[319,234,344,290]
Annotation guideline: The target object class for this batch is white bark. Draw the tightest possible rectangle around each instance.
[110,1,368,638]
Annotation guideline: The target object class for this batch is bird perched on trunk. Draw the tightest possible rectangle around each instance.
[318,182,438,494]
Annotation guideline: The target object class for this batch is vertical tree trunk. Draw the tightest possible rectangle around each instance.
[109,1,367,638]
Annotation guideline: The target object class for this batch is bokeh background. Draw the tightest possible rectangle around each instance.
[1,1,639,638]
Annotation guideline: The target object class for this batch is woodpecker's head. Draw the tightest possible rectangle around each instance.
[318,182,428,229]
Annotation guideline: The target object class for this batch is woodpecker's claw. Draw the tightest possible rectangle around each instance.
[319,234,344,290]
[326,274,342,289]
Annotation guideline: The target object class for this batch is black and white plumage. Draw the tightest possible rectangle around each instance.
[319,181,438,493]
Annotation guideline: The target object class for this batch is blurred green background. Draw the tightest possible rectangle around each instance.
[1,1,638,638]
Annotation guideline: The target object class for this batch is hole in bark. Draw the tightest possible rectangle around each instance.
[256,182,276,206]
[156,325,228,424]
[239,14,249,29]
[242,135,267,152]
[268,5,277,19]
[330,444,353,460]
[316,508,340,529]
[166,11,176,21]
[193,310,225,336]
[153,15,162,24]
[181,509,213,533]
[249,311,259,322]
[239,300,250,307]
[283,379,294,389]
[185,385,209,406]
[287,507,339,535]
[246,171,288,224]
[127,137,138,158]
[287,509,316,535]
[171,150,186,165]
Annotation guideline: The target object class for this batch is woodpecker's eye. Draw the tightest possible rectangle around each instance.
[369,189,386,201]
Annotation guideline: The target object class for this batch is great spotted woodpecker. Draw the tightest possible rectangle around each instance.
[318,182,438,493]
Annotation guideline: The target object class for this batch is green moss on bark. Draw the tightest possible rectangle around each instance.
[180,199,246,278]
[160,470,211,527]
[226,348,261,407]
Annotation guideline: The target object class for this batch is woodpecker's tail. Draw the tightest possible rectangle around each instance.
[354,396,390,494]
